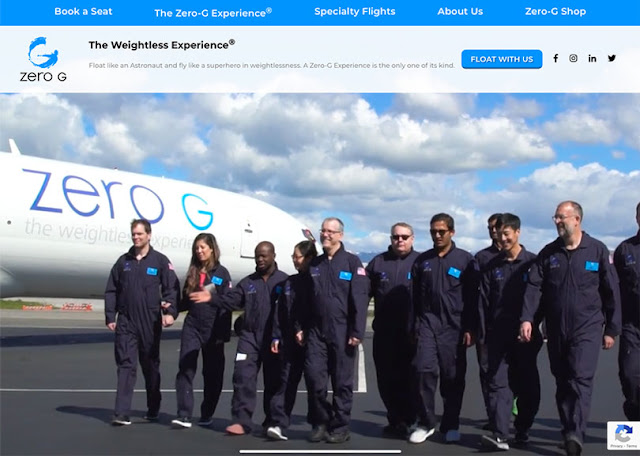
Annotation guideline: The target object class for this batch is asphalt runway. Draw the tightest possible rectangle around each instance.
[0,310,627,456]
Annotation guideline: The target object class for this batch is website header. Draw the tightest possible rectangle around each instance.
[1,1,638,26]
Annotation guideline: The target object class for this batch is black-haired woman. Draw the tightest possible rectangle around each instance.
[172,233,232,428]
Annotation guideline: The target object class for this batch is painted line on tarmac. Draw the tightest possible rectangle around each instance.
[0,388,368,394]
[240,451,401,454]
[357,343,367,393]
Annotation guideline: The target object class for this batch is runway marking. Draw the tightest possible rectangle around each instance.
[0,388,368,394]
[239,451,400,454]
[2,343,368,394]
[357,343,367,393]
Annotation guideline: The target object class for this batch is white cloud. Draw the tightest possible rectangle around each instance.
[391,93,477,121]
[495,96,544,119]
[543,110,618,144]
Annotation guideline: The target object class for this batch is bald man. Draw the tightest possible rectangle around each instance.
[192,241,288,437]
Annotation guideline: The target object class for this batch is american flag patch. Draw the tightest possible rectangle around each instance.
[357,267,366,276]
[168,263,175,270]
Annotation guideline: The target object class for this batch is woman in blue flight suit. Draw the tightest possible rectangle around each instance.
[172,233,232,428]
[268,240,318,440]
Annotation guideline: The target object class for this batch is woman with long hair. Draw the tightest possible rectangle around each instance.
[171,233,232,428]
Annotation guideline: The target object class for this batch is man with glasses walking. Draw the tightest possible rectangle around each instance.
[302,217,369,443]
[366,222,420,438]
[520,201,621,456]
[409,213,476,444]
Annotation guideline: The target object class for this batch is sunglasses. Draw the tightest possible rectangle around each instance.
[391,234,411,241]
[430,229,450,236]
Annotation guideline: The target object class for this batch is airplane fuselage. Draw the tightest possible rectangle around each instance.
[0,149,310,299]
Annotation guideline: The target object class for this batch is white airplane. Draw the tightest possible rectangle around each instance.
[0,140,315,299]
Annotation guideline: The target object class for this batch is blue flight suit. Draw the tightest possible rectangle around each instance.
[270,273,314,429]
[366,246,419,429]
[175,264,232,420]
[105,246,180,417]
[411,242,476,434]
[304,243,369,434]
[522,232,622,445]
[614,230,640,420]
[213,266,288,432]
[474,244,501,425]
[479,247,541,440]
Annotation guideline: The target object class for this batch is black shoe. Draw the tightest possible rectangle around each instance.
[326,430,350,444]
[565,439,582,456]
[309,424,327,442]
[198,416,213,426]
[143,413,159,422]
[515,431,529,444]
[112,415,131,426]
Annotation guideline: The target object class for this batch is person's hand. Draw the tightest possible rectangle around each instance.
[603,335,615,350]
[519,321,532,342]
[348,337,361,346]
[161,301,171,310]
[162,314,175,327]
[462,332,474,347]
[189,290,212,303]
[295,331,305,346]
[107,322,116,331]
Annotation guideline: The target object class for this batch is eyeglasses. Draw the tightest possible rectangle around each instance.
[488,225,498,231]
[552,214,576,222]
[319,229,342,235]
[430,229,450,237]
[391,234,412,241]
[291,254,304,260]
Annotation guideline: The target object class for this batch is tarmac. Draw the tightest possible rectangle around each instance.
[0,306,629,456]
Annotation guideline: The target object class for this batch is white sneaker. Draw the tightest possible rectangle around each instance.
[266,426,288,441]
[408,426,435,444]
[481,434,510,451]
[171,417,192,428]
[445,429,461,443]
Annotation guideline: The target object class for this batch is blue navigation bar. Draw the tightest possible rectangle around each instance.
[462,50,543,69]
[0,1,638,26]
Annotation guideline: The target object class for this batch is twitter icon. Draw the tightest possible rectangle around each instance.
[608,55,616,61]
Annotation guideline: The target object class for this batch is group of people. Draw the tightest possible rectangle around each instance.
[104,201,639,456]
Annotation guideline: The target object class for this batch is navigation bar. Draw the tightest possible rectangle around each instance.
[1,1,638,26]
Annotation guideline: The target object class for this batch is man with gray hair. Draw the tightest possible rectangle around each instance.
[366,222,420,438]
[302,217,369,443]
[520,201,621,456]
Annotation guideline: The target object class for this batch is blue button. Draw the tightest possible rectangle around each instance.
[462,50,543,68]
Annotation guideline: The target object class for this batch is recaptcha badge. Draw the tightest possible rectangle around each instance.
[608,422,640,450]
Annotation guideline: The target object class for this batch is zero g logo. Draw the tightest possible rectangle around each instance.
[28,37,59,68]
[20,36,67,82]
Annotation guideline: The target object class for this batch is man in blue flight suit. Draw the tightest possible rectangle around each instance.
[478,213,541,451]
[105,218,180,426]
[520,201,621,456]
[191,241,288,436]
[366,222,419,438]
[474,213,502,431]
[302,217,369,444]
[613,202,640,420]
[409,213,476,444]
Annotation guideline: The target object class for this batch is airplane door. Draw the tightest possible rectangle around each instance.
[240,218,258,258]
